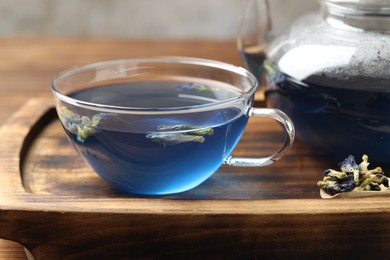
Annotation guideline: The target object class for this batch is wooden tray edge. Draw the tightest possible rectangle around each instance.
[1,98,390,216]
[0,98,54,197]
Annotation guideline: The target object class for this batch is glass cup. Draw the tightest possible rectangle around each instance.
[51,57,295,195]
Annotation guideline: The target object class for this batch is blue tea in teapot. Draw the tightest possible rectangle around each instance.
[238,0,390,163]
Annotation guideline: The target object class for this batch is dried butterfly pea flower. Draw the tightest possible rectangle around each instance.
[318,154,390,196]
[338,155,360,182]
[318,174,356,196]
[323,169,347,180]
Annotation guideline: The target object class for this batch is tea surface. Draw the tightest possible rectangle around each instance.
[61,79,248,194]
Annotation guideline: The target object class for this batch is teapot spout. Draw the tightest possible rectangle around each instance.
[237,0,273,82]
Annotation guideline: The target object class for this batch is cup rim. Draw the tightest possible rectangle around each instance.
[51,56,258,114]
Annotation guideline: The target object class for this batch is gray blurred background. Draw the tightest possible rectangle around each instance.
[0,0,319,39]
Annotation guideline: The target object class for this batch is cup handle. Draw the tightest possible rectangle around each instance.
[224,108,295,167]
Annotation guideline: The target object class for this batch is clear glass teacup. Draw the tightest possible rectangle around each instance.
[51,57,295,195]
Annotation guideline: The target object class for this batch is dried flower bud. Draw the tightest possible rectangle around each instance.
[318,154,390,196]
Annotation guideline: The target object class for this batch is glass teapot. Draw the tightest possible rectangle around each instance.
[238,0,390,163]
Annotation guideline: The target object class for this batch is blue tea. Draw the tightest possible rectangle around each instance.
[264,64,390,163]
[59,79,249,194]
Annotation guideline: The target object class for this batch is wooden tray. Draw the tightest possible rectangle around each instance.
[2,98,390,259]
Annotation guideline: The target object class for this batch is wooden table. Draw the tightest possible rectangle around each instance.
[2,37,390,259]
[0,37,243,259]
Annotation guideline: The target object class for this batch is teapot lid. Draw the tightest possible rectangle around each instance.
[320,0,390,32]
[323,0,390,15]
[325,0,390,8]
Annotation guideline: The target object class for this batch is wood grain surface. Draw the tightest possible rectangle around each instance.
[2,38,390,259]
[2,99,390,259]
[2,95,390,259]
[0,37,244,259]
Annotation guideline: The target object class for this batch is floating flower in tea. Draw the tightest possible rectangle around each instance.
[146,133,206,146]
[176,82,217,92]
[59,106,114,143]
[146,124,214,147]
[157,124,214,136]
